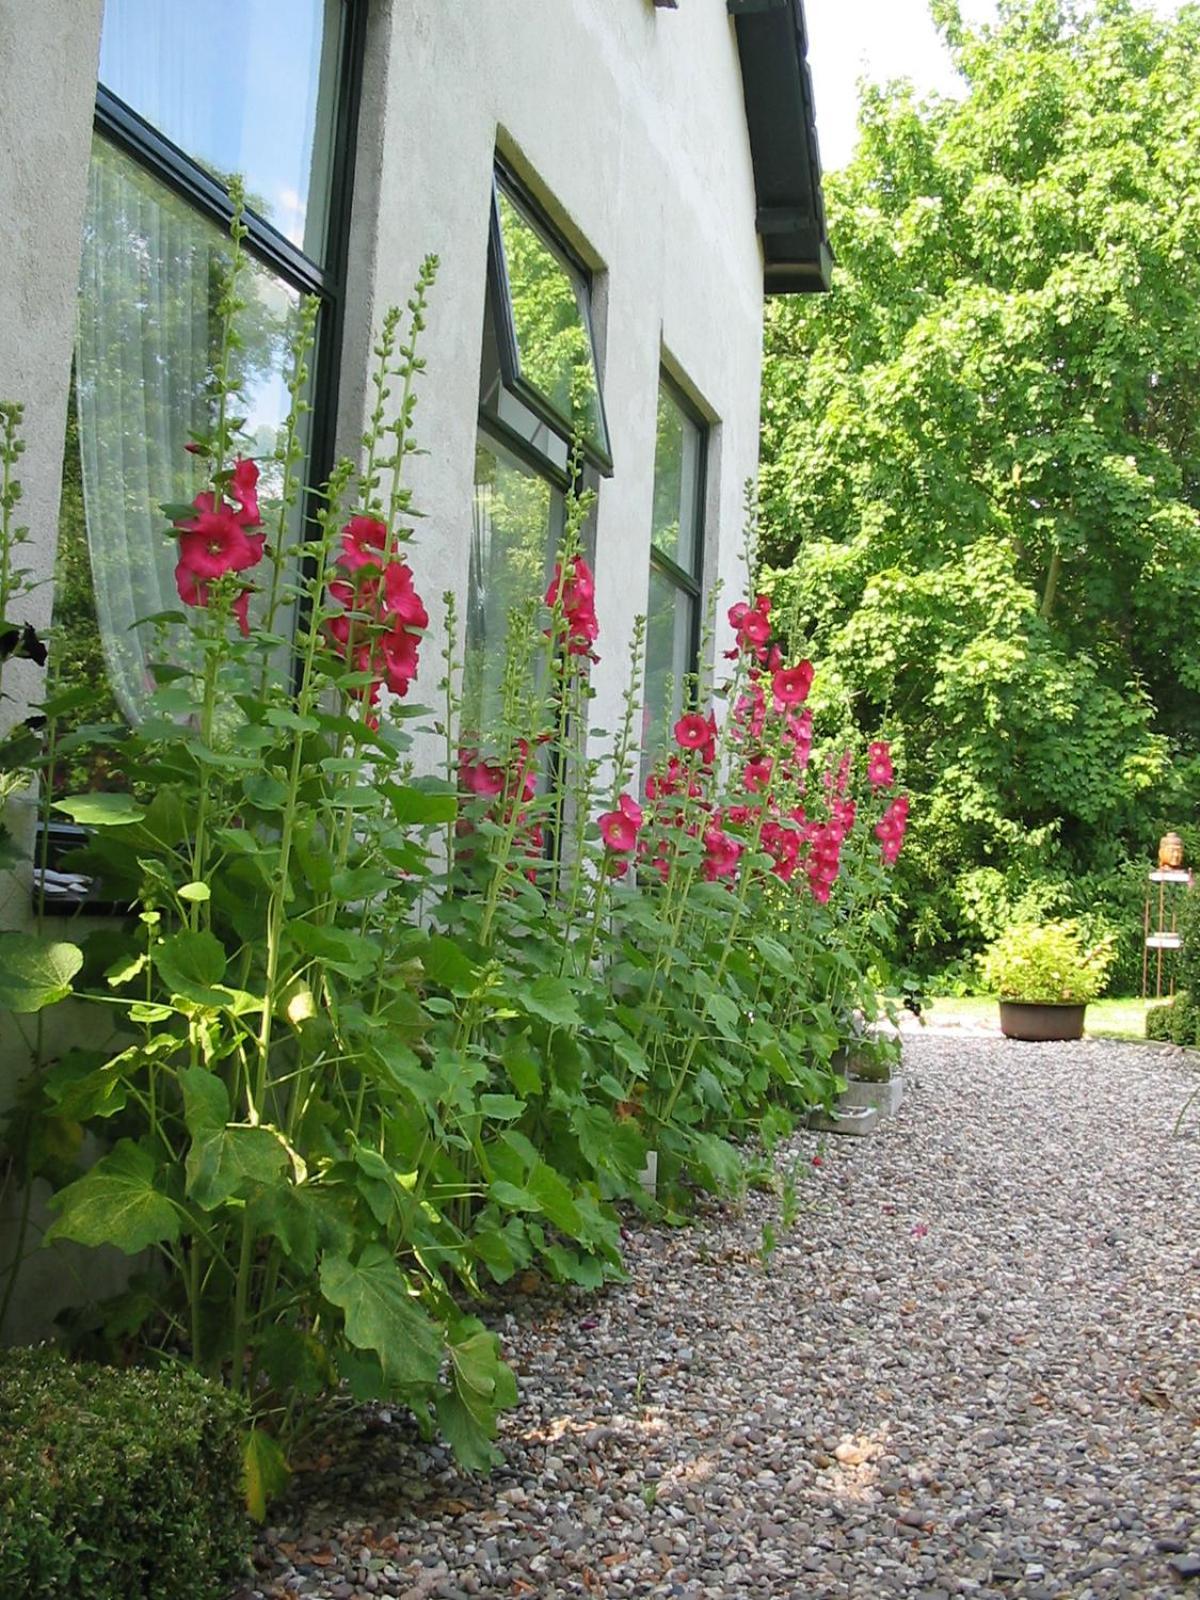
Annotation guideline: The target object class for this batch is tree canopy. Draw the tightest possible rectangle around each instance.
[761,0,1200,982]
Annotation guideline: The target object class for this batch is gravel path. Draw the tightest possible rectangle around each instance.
[237,1032,1200,1600]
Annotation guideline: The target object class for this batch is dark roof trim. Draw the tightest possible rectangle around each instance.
[727,0,833,295]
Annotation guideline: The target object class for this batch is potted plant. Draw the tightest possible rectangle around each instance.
[980,920,1116,1041]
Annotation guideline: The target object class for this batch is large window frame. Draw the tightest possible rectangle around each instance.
[38,2,366,914]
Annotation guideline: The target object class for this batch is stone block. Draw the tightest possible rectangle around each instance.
[838,1074,906,1118]
[807,1103,879,1137]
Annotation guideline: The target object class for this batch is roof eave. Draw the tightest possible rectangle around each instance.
[728,0,833,296]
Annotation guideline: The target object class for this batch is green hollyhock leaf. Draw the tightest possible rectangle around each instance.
[155,929,227,995]
[54,792,146,826]
[186,1123,289,1210]
[288,921,379,980]
[704,992,741,1042]
[0,933,83,1012]
[180,1066,231,1134]
[46,1139,180,1253]
[319,1244,443,1389]
[517,975,580,1028]
[480,1093,526,1121]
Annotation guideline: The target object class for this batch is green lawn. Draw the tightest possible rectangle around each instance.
[918,995,1159,1042]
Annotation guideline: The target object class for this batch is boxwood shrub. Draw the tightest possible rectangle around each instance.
[0,1347,250,1600]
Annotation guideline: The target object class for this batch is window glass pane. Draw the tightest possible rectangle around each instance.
[496,189,609,460]
[66,136,308,725]
[642,568,696,766]
[98,0,342,260]
[468,433,563,739]
[651,384,703,573]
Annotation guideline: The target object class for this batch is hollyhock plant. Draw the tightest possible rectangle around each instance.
[867,741,895,792]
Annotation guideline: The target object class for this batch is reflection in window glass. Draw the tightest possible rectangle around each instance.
[650,387,701,572]
[98,0,342,259]
[496,190,609,461]
[468,434,564,739]
[643,567,694,760]
[68,136,307,722]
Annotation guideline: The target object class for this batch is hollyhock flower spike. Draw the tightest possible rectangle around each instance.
[545,554,600,661]
[867,740,895,791]
[876,793,910,866]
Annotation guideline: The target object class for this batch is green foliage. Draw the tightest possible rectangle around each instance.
[0,1347,249,1600]
[761,0,1200,978]
[979,918,1115,1003]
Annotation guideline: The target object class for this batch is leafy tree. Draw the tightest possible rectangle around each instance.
[761,0,1200,984]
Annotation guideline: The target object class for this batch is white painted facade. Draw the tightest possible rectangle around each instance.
[0,0,823,1339]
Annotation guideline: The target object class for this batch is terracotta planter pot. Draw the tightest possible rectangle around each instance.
[998,1000,1087,1042]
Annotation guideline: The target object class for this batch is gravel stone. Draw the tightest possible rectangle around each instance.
[230,1030,1200,1599]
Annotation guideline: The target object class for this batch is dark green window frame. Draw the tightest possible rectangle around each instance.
[485,164,613,478]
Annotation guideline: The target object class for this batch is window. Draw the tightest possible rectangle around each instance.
[468,167,608,739]
[642,376,707,767]
[54,0,361,729]
[43,0,363,902]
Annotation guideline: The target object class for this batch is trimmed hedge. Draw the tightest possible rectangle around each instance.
[0,1347,250,1600]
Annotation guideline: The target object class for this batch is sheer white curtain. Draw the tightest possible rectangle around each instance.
[75,137,210,721]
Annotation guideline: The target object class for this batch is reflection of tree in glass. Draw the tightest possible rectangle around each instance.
[650,386,685,565]
[499,193,605,452]
[466,441,557,739]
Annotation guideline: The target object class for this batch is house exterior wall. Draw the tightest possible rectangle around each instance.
[0,0,765,1339]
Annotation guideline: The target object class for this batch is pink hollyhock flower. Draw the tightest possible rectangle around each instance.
[599,809,639,853]
[383,560,429,630]
[743,755,774,794]
[231,589,251,637]
[772,662,813,709]
[340,515,389,571]
[674,712,711,751]
[618,792,643,828]
[460,751,506,798]
[377,620,420,696]
[784,709,813,767]
[598,791,643,854]
[177,500,264,579]
[867,740,895,791]
[702,824,742,881]
[230,457,261,526]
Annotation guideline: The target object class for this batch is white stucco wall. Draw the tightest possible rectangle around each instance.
[341,0,764,753]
